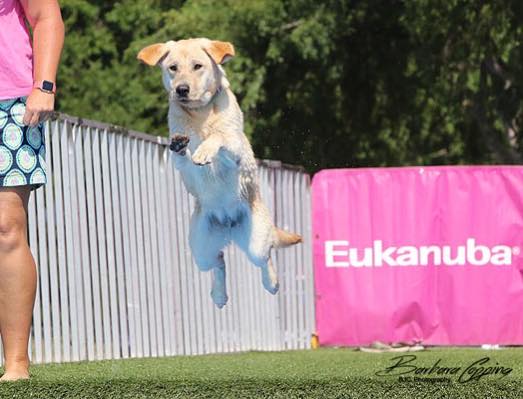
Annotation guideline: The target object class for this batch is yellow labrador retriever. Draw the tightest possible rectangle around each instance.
[137,38,301,308]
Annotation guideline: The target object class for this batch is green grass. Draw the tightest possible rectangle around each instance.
[1,348,521,398]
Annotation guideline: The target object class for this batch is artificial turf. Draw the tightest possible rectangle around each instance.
[0,347,521,398]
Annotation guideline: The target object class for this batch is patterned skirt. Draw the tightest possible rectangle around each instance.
[0,97,47,190]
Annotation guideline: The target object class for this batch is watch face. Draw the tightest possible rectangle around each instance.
[42,81,54,91]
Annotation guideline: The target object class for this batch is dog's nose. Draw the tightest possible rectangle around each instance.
[176,84,190,97]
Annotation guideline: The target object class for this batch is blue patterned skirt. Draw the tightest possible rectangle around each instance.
[0,97,47,190]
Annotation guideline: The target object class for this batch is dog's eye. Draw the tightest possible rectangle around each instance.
[169,64,178,72]
[194,64,203,70]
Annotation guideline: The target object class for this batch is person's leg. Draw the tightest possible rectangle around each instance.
[0,187,35,381]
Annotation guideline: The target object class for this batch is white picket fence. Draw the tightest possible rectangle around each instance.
[20,114,314,364]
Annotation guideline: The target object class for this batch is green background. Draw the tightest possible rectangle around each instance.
[57,0,523,172]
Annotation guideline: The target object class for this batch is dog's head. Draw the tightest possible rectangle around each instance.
[137,38,235,109]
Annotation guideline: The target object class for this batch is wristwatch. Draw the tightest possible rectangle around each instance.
[34,80,56,94]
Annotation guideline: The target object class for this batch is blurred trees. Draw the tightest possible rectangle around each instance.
[57,0,523,172]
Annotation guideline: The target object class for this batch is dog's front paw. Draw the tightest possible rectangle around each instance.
[192,141,219,165]
[170,134,190,155]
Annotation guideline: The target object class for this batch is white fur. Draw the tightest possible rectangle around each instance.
[150,38,287,308]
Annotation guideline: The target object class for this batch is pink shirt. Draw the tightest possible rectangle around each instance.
[0,0,34,100]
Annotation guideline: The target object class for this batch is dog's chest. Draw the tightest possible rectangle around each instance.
[187,133,202,154]
[181,133,244,204]
[168,104,256,208]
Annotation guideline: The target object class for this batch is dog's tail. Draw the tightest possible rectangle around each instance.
[273,227,302,248]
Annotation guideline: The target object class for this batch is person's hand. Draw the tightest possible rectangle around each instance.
[23,88,55,126]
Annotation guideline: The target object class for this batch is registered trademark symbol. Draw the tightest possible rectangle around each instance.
[513,247,521,256]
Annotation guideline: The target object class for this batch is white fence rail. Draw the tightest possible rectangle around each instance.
[22,115,314,364]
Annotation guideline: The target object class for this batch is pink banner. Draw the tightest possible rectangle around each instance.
[312,166,523,346]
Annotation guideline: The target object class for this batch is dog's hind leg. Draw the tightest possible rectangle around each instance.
[189,209,230,308]
[232,201,279,294]
[260,256,279,295]
[210,260,227,308]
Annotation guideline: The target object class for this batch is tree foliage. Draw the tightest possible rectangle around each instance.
[57,0,523,172]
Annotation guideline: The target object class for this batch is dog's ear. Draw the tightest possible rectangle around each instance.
[137,43,169,66]
[205,41,235,65]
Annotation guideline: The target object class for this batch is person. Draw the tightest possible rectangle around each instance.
[0,0,64,380]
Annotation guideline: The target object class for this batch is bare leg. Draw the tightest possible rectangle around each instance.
[0,187,35,381]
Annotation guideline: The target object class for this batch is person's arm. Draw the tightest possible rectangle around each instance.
[20,0,64,127]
